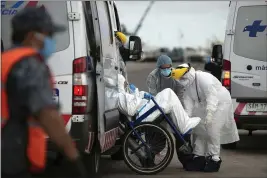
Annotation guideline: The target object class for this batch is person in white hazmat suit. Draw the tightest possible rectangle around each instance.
[116,73,201,137]
[115,31,129,80]
[171,63,240,172]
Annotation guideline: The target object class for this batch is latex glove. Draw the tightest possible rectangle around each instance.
[204,112,213,126]
[129,83,136,93]
[143,92,152,100]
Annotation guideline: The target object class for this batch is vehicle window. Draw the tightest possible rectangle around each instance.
[109,3,117,31]
[1,1,70,52]
[113,4,121,31]
[83,2,95,49]
[233,5,267,61]
[97,1,113,44]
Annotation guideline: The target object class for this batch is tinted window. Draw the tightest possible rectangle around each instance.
[1,1,70,52]
[83,2,95,48]
[113,4,121,31]
[233,5,267,61]
[97,1,113,44]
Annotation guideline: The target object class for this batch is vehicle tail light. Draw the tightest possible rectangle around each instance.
[73,57,87,73]
[72,57,88,114]
[222,59,231,92]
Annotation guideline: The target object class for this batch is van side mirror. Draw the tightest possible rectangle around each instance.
[211,44,223,64]
[128,36,142,61]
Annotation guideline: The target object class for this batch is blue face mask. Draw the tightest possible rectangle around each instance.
[39,37,56,60]
[160,68,172,77]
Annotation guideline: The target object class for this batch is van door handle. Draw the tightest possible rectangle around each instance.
[115,66,118,70]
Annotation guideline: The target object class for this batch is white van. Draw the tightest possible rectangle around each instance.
[209,1,267,140]
[1,1,142,175]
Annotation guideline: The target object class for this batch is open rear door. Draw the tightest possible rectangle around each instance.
[91,1,120,153]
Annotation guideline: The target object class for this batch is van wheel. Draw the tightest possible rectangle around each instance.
[83,139,101,176]
[221,142,237,150]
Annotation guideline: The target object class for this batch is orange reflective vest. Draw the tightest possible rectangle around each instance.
[1,47,51,172]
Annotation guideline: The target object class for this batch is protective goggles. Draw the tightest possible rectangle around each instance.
[171,64,191,80]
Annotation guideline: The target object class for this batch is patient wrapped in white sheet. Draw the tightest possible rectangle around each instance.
[116,74,200,134]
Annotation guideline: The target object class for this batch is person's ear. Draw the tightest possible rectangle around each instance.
[31,32,45,49]
[24,31,35,43]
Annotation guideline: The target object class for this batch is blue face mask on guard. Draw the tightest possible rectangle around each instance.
[160,68,172,77]
[35,33,56,60]
[39,37,56,60]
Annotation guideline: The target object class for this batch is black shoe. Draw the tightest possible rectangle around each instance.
[184,156,206,172]
[177,152,194,169]
[204,156,222,172]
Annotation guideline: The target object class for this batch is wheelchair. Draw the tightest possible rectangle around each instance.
[119,97,193,175]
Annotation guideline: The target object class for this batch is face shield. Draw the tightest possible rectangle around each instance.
[116,32,129,62]
[171,63,192,87]
[115,31,127,45]
[171,67,190,80]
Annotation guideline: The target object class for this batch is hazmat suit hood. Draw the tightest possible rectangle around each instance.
[176,67,196,88]
[156,55,172,68]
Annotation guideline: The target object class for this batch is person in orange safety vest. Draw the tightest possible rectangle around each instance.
[1,7,87,178]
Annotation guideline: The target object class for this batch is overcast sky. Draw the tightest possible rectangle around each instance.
[115,1,230,49]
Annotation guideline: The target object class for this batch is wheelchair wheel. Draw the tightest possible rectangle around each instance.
[123,122,174,175]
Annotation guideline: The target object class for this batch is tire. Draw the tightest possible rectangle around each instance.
[221,142,237,150]
[123,122,174,175]
[82,138,101,177]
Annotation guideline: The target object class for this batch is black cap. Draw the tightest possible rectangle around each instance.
[12,7,65,35]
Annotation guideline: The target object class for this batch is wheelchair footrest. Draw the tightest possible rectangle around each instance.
[178,144,192,155]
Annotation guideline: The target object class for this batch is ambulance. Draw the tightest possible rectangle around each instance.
[209,1,267,148]
[1,1,142,175]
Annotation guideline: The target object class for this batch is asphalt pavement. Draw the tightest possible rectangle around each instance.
[35,61,267,178]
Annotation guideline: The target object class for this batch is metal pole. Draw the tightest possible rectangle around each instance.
[133,1,155,35]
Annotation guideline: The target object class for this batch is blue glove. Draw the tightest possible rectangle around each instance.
[144,93,152,100]
[129,84,136,93]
